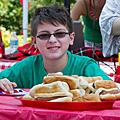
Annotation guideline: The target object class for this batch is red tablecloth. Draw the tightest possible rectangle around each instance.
[99,61,118,80]
[0,96,120,120]
[0,59,18,72]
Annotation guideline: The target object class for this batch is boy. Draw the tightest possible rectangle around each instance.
[0,3,111,93]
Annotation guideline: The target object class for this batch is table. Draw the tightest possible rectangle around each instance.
[0,96,120,120]
[0,59,18,72]
[99,61,119,81]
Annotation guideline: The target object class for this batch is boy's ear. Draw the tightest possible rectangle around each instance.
[31,36,37,49]
[31,36,36,44]
[69,32,75,45]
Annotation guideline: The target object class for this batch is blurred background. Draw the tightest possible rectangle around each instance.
[0,0,78,48]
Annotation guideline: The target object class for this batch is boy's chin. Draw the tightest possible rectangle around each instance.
[48,53,67,60]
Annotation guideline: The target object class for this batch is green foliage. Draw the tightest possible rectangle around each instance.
[0,0,23,34]
[0,0,77,36]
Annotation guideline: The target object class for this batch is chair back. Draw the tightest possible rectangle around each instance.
[70,21,84,50]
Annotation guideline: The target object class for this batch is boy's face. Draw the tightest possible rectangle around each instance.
[32,22,75,60]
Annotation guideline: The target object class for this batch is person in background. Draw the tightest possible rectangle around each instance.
[99,0,120,57]
[0,3,111,93]
[71,0,106,49]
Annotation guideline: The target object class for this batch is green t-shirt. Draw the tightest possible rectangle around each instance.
[0,51,111,88]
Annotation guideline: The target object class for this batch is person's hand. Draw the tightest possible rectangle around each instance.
[0,78,17,93]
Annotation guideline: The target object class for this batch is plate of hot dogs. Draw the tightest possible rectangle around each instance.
[20,72,120,110]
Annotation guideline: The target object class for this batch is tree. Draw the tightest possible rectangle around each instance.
[0,0,23,34]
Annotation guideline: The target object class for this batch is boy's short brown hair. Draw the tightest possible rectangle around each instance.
[31,3,73,37]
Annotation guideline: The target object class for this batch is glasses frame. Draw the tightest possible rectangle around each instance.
[35,32,69,40]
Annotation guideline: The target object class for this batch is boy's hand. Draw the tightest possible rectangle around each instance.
[0,78,17,94]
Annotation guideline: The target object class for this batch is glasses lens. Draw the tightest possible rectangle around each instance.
[38,34,50,40]
[37,32,68,40]
[55,32,66,38]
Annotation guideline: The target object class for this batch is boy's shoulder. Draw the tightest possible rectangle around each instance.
[68,51,93,59]
[68,51,97,64]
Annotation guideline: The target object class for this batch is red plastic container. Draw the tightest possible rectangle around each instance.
[20,98,115,111]
[114,66,120,83]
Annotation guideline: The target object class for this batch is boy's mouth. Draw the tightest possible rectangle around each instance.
[47,46,60,50]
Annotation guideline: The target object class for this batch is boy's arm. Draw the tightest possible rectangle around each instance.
[84,61,112,81]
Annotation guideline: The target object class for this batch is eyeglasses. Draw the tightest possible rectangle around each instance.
[35,32,69,40]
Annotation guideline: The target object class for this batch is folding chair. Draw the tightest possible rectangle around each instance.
[69,21,84,51]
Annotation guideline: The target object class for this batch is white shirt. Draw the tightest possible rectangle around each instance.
[99,0,120,57]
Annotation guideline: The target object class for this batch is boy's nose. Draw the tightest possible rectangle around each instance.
[48,34,57,43]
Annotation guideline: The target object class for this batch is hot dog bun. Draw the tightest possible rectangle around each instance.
[22,94,35,100]
[94,80,117,89]
[79,76,103,83]
[50,97,72,102]
[29,81,69,98]
[78,77,89,89]
[43,74,79,90]
[73,94,101,102]
[34,92,73,101]
[95,88,120,101]
[88,80,117,93]
[70,89,85,100]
